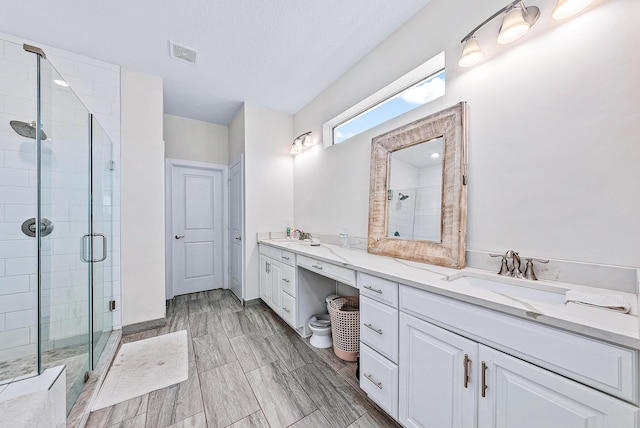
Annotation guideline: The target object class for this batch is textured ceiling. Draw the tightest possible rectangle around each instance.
[2,1,431,124]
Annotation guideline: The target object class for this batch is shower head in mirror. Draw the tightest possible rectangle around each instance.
[10,120,47,140]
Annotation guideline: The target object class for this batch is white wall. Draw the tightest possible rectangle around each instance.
[120,68,166,326]
[244,103,293,300]
[293,0,640,268]
[229,106,245,161]
[164,114,229,164]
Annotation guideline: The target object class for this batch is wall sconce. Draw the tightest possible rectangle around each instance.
[458,0,594,68]
[290,131,314,155]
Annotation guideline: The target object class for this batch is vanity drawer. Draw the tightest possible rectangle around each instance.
[259,244,281,260]
[360,343,399,420]
[400,285,639,403]
[281,264,296,297]
[281,292,297,327]
[361,296,398,363]
[358,272,398,308]
[281,250,296,267]
[297,255,356,286]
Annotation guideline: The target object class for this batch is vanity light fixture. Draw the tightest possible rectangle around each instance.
[496,5,535,45]
[458,37,484,68]
[458,0,539,68]
[290,131,314,155]
[552,0,594,19]
[430,152,441,158]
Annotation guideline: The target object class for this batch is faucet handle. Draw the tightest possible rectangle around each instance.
[523,258,549,280]
[489,253,510,276]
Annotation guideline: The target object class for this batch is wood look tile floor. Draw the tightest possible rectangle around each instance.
[85,290,400,428]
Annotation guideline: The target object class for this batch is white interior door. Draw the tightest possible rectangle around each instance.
[172,165,223,295]
[229,156,243,301]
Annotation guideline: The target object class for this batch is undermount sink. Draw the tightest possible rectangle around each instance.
[444,271,568,305]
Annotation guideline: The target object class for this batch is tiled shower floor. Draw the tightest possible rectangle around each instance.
[85,289,400,428]
[0,334,110,412]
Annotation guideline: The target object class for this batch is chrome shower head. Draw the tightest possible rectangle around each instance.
[10,120,47,140]
[399,193,409,200]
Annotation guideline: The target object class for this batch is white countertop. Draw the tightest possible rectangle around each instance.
[259,238,640,350]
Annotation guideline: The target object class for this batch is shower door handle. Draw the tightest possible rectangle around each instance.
[82,234,91,262]
[81,233,107,263]
[94,233,107,262]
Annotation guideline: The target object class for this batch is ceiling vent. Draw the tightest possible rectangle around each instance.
[169,41,198,65]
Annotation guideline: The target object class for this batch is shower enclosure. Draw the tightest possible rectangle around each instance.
[0,40,116,413]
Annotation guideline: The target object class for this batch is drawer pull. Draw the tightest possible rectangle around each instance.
[364,373,383,389]
[481,361,488,398]
[312,264,323,270]
[282,278,290,283]
[282,256,290,260]
[463,354,471,388]
[283,307,290,313]
[364,323,382,335]
[363,285,383,294]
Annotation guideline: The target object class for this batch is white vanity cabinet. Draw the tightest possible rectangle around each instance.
[477,345,638,428]
[399,312,477,428]
[398,285,640,428]
[359,272,400,419]
[259,245,296,320]
[259,254,281,315]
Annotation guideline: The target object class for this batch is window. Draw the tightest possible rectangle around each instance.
[323,52,445,147]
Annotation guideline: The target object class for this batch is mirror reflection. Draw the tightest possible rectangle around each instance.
[387,137,444,241]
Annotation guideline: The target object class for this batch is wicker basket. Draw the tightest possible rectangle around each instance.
[328,296,360,361]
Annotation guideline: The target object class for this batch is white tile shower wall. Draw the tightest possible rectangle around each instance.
[0,33,121,363]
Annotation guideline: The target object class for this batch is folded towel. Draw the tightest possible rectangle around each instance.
[564,289,631,313]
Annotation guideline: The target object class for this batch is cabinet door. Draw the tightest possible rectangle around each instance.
[399,313,477,428]
[270,261,282,315]
[478,345,639,428]
[259,255,271,304]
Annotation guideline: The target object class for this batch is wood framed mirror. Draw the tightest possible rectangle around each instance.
[367,102,468,268]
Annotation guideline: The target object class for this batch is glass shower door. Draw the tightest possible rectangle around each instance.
[90,117,113,367]
[39,57,91,413]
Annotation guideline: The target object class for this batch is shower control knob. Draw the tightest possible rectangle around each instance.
[175,235,185,239]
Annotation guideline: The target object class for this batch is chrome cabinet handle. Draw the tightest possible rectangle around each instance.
[481,361,488,398]
[363,285,382,294]
[175,235,185,239]
[312,264,323,270]
[364,323,382,335]
[235,236,242,241]
[282,256,289,260]
[282,278,290,283]
[463,354,471,389]
[283,307,290,313]
[364,373,382,389]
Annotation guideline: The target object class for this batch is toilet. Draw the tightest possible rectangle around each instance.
[308,294,339,348]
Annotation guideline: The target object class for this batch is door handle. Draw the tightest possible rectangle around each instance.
[235,236,242,241]
[81,233,107,263]
[95,233,107,262]
[175,235,185,239]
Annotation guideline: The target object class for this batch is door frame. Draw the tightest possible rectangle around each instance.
[229,154,245,302]
[165,158,229,300]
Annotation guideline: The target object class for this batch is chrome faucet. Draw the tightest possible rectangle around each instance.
[294,229,312,240]
[490,250,549,280]
[490,250,523,278]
